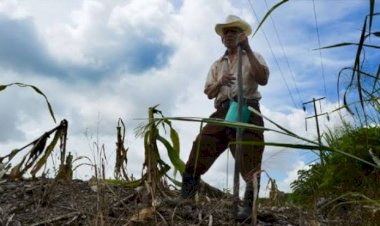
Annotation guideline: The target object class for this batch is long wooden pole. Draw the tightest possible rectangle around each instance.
[233,45,244,219]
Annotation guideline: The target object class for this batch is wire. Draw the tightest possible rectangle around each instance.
[312,0,328,99]
[248,0,298,108]
[263,0,304,105]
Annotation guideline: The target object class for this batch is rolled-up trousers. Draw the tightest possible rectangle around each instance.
[184,102,265,183]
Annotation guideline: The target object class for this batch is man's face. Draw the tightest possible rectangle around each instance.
[222,27,243,48]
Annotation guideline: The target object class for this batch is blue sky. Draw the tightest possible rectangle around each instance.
[0,0,379,196]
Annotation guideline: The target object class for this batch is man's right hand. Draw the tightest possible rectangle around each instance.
[219,73,236,87]
[205,73,235,99]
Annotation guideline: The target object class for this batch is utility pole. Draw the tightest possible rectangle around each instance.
[303,97,328,165]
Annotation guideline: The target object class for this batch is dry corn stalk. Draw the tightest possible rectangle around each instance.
[114,118,130,180]
[1,119,68,180]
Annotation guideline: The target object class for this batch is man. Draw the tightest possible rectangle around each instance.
[180,15,269,220]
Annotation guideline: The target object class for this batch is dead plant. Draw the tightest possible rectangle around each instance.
[114,118,130,181]
[0,119,68,180]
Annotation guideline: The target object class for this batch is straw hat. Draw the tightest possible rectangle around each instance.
[215,15,252,36]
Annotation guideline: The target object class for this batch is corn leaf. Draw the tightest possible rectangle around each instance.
[252,0,289,37]
[157,135,185,173]
[229,141,322,151]
[18,137,48,178]
[0,83,56,123]
[124,179,143,188]
[170,127,181,177]
[247,107,316,144]
[155,116,268,133]
[160,115,380,169]
[170,127,180,155]
[164,173,182,187]
[28,84,57,124]
[2,149,21,162]
[27,134,49,161]
[31,128,63,177]
[235,139,378,168]
[315,42,380,50]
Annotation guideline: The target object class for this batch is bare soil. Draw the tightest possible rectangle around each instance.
[0,178,332,226]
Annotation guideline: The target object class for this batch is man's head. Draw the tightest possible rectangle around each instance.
[215,15,251,49]
[215,15,252,37]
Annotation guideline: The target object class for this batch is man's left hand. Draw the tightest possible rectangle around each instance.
[238,34,251,52]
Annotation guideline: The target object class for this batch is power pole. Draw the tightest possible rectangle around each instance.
[303,97,328,165]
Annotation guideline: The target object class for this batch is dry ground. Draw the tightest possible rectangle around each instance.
[0,178,348,226]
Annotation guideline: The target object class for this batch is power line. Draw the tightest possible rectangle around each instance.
[312,0,328,99]
[248,0,298,108]
[263,0,304,105]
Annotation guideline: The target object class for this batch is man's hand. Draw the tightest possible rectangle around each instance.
[219,73,236,87]
[238,34,251,52]
[205,73,235,99]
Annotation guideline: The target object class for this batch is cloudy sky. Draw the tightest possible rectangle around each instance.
[1,0,378,196]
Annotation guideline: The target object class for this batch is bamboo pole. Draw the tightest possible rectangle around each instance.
[233,45,244,219]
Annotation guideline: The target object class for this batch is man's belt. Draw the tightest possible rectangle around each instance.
[219,98,259,109]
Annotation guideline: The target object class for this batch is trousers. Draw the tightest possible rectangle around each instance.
[184,101,265,182]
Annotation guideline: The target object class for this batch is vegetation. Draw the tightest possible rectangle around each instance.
[0,119,68,180]
[290,125,380,198]
[289,125,380,224]
[288,2,380,224]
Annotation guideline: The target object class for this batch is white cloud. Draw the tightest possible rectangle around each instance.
[44,1,113,65]
[0,0,28,19]
[109,0,174,36]
[278,160,310,193]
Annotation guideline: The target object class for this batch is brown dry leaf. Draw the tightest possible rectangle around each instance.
[130,207,155,222]
[6,149,21,162]
[9,164,22,180]
[31,128,63,178]
[309,219,320,226]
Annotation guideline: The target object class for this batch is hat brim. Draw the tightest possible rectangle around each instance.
[215,21,252,36]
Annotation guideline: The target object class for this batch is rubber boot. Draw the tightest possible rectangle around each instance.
[236,182,254,221]
[181,171,201,200]
[164,171,200,206]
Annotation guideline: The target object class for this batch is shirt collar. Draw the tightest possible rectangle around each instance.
[219,49,246,62]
